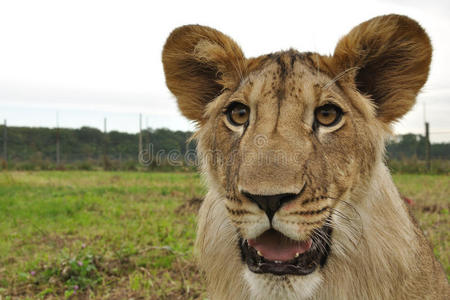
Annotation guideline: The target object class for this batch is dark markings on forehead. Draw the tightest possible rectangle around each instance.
[274,96,282,133]
[268,51,321,80]
[243,51,334,135]
[313,83,322,100]
[276,86,285,101]
[274,53,294,132]
[276,55,288,81]
[256,50,330,81]
[248,50,331,103]
[274,53,295,101]
[290,54,297,69]
[302,52,319,73]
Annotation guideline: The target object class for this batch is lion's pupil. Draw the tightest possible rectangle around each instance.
[316,105,339,126]
[234,108,247,123]
[229,104,249,125]
[322,110,334,119]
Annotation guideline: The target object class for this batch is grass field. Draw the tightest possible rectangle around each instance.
[0,171,448,299]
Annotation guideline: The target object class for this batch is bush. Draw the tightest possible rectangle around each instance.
[387,159,450,174]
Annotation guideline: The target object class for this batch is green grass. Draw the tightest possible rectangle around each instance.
[393,174,450,277]
[0,171,206,299]
[0,171,448,298]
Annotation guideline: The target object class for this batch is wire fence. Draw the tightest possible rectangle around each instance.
[0,121,449,173]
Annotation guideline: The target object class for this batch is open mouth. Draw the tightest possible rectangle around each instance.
[239,225,332,276]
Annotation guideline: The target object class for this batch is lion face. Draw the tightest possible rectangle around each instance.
[195,51,380,277]
[162,14,431,298]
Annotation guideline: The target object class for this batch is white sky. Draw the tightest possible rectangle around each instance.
[0,0,449,142]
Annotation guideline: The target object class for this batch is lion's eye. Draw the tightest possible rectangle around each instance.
[314,104,342,127]
[226,102,250,126]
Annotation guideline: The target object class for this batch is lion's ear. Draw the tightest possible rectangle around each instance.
[332,14,432,123]
[162,25,246,122]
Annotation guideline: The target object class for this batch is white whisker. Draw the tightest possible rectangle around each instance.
[322,67,359,89]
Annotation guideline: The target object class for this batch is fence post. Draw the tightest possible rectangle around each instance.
[139,113,143,158]
[2,119,7,166]
[103,118,109,170]
[425,122,431,172]
[56,113,60,166]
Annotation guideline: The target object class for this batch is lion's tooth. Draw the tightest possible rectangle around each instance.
[295,252,300,258]
[274,260,282,264]
[257,251,263,256]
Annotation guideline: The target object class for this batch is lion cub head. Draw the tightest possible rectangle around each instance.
[162,14,431,297]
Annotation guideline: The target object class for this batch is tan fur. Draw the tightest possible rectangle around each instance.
[162,15,449,299]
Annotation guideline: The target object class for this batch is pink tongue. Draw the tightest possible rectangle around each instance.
[248,230,312,261]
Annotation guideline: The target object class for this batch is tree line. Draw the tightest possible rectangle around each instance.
[0,125,448,166]
[0,126,195,163]
[386,134,448,160]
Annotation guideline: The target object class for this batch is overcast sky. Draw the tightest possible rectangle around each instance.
[0,0,449,142]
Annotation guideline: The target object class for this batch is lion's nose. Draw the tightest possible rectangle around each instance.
[243,192,298,221]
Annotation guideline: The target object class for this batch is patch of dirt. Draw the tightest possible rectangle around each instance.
[419,204,449,214]
[175,197,203,215]
[110,175,121,184]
